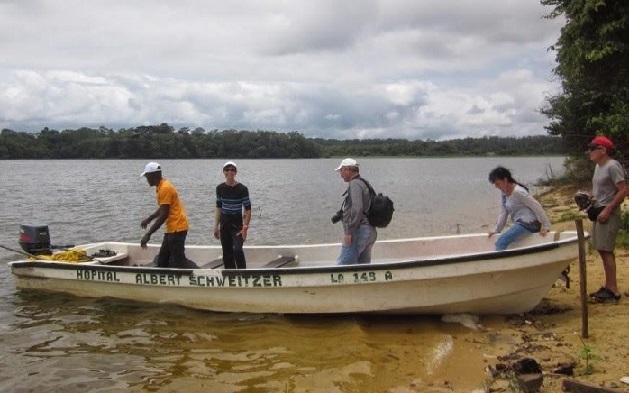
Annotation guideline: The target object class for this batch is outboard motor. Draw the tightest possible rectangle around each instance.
[19,224,51,255]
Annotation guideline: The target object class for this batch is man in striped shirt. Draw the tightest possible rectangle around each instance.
[214,161,252,269]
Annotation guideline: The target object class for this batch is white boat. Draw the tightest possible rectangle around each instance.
[8,231,583,315]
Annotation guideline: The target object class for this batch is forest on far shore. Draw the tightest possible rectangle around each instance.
[0,124,567,159]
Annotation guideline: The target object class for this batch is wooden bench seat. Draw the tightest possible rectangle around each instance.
[199,258,224,269]
[261,256,297,268]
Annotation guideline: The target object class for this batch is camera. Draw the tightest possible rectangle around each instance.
[331,209,343,224]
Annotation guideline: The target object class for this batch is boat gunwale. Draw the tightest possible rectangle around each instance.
[8,239,577,277]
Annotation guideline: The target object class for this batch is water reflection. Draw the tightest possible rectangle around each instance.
[5,292,490,392]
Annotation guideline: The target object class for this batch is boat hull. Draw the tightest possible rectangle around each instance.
[9,232,582,315]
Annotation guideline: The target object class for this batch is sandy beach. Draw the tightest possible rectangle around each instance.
[471,186,629,392]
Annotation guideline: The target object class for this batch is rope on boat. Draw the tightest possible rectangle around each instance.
[0,244,35,258]
[31,249,92,263]
[1,244,94,263]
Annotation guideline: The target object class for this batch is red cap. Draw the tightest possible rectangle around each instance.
[588,136,615,150]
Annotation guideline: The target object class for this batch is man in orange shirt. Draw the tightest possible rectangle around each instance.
[140,162,198,269]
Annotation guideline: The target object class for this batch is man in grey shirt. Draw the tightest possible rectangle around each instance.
[334,158,377,265]
[587,136,627,303]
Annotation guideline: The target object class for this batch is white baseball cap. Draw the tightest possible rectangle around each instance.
[335,158,359,171]
[222,161,237,169]
[141,162,161,177]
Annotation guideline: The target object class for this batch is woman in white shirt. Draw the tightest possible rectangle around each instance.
[488,166,551,251]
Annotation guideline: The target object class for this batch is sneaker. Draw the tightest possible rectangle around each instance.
[593,287,621,303]
[589,287,607,297]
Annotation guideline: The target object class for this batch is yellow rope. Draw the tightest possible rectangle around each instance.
[30,249,91,263]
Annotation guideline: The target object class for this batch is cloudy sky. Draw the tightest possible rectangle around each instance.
[0,0,564,140]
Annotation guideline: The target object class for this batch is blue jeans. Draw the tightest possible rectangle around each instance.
[337,224,378,265]
[495,223,536,251]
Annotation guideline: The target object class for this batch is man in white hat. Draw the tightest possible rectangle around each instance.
[334,158,377,265]
[140,162,198,268]
[214,161,252,269]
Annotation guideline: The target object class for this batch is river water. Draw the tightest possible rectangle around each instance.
[0,157,564,392]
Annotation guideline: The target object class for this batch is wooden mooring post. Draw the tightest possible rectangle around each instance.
[575,218,588,338]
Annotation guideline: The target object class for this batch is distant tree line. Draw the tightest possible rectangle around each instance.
[0,125,320,159]
[312,135,564,157]
[0,124,567,159]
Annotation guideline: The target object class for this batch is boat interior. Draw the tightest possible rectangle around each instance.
[37,230,580,270]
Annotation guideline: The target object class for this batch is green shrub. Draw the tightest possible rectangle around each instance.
[616,231,629,249]
[616,212,629,249]
[621,211,629,231]
[558,212,580,223]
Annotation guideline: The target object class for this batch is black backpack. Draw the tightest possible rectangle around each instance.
[358,178,394,228]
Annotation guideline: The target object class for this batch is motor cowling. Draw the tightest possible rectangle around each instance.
[19,224,51,255]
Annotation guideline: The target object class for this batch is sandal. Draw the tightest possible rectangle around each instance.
[593,287,621,303]
[589,287,607,297]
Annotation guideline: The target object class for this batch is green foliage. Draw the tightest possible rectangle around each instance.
[0,126,322,160]
[558,211,581,223]
[537,156,595,187]
[615,230,629,249]
[540,0,629,169]
[621,211,629,231]
[0,125,566,160]
[615,211,629,249]
[577,337,598,375]
[318,135,566,158]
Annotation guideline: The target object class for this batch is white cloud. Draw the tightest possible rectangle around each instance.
[0,0,563,140]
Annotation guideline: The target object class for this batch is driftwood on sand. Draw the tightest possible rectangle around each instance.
[562,378,628,393]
